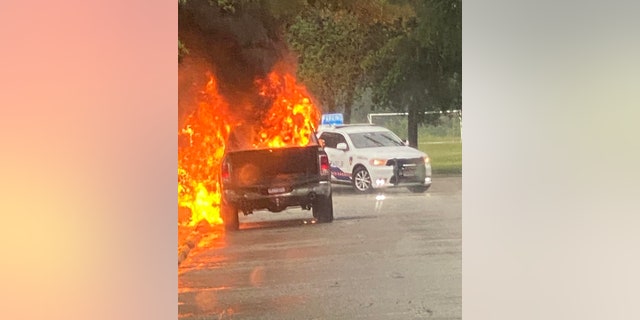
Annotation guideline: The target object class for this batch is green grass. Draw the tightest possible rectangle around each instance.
[418,136,462,175]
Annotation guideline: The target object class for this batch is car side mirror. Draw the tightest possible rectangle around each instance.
[402,139,410,146]
[336,142,348,151]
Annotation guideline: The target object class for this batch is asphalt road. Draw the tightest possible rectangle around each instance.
[178,175,461,320]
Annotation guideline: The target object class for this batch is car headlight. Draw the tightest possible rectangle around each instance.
[424,156,431,165]
[369,158,387,166]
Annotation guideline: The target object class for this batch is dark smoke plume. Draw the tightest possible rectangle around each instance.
[178,0,294,127]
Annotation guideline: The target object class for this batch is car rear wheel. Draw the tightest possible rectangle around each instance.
[221,202,239,231]
[352,167,373,193]
[312,193,334,223]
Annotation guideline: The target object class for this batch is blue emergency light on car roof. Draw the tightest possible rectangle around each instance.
[321,113,344,125]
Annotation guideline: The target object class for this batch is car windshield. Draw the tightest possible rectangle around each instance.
[348,131,405,148]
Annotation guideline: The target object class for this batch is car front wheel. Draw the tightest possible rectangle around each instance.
[352,167,372,193]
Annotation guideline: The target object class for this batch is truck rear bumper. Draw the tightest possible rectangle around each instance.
[223,181,331,213]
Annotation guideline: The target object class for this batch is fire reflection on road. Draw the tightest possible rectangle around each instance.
[178,201,407,319]
[178,217,326,318]
[249,266,266,287]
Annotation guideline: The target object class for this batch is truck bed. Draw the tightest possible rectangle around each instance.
[224,146,321,188]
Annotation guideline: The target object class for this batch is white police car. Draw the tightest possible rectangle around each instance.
[316,114,432,193]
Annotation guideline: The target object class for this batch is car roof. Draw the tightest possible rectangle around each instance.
[317,124,391,134]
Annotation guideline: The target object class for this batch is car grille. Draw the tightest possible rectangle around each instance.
[385,157,424,166]
[386,157,426,184]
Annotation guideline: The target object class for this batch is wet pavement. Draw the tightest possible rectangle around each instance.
[178,175,461,319]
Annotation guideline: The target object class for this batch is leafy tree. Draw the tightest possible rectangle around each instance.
[363,0,461,147]
[286,1,414,123]
[286,8,364,122]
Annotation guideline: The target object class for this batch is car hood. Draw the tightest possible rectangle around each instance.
[353,146,427,159]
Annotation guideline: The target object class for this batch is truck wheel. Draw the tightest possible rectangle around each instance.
[313,193,334,223]
[407,185,430,193]
[352,167,372,193]
[221,202,239,231]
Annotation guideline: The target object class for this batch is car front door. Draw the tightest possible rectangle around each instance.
[319,132,352,183]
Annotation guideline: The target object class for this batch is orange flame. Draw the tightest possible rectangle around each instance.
[253,71,321,148]
[178,73,231,227]
[178,66,321,228]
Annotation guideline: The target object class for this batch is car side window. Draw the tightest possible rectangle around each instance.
[335,134,348,147]
[319,132,337,148]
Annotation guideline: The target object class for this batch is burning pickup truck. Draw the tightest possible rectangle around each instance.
[219,126,334,230]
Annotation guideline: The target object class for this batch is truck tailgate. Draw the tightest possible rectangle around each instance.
[225,147,320,187]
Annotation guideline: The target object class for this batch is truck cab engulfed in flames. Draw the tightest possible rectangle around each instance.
[178,68,332,230]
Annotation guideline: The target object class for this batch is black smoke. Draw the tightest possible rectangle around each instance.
[178,0,293,126]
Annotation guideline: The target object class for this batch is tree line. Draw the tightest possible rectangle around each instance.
[179,0,461,147]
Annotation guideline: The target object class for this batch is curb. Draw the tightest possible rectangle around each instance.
[178,228,202,266]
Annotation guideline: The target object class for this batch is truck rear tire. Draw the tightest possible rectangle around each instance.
[313,193,334,223]
[221,202,239,231]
